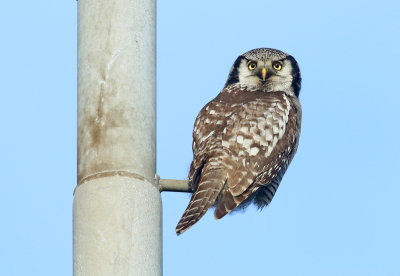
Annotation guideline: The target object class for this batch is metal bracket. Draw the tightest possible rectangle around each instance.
[155,174,192,193]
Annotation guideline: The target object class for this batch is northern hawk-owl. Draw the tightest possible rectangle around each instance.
[176,48,302,235]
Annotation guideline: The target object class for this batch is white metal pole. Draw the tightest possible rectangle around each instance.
[73,0,160,275]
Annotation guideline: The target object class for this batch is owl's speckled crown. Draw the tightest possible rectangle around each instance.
[242,48,288,61]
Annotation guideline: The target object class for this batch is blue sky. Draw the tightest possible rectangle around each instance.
[1,0,399,275]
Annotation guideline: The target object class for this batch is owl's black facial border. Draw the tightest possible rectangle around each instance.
[285,55,301,97]
[225,55,246,86]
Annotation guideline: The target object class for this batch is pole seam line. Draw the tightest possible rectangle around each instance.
[77,170,158,190]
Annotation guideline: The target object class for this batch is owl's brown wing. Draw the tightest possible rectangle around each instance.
[251,97,301,208]
[214,92,301,219]
[176,90,301,233]
[176,99,230,234]
[188,99,229,186]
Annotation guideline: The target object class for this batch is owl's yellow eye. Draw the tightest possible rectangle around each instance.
[273,62,282,71]
[248,61,257,70]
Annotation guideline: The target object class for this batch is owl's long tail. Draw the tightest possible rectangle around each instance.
[175,163,225,235]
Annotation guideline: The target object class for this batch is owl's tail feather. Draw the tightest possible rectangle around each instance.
[214,185,259,219]
[214,191,237,219]
[175,166,225,235]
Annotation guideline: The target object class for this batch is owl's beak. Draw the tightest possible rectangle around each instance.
[261,67,267,81]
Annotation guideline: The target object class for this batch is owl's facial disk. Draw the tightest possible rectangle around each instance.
[224,48,301,97]
[237,58,294,92]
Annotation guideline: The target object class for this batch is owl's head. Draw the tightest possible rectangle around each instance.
[225,48,301,97]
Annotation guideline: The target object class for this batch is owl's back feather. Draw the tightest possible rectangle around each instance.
[175,86,301,234]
